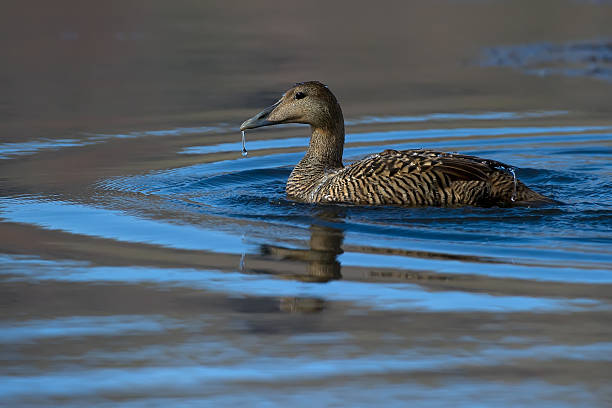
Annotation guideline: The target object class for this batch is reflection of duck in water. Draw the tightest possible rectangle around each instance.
[241,81,554,207]
[260,213,344,313]
[261,223,343,283]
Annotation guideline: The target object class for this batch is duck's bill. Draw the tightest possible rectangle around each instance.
[240,100,281,131]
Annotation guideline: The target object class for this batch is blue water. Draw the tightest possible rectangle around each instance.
[1,109,612,406]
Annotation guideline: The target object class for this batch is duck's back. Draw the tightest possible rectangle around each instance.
[305,149,549,207]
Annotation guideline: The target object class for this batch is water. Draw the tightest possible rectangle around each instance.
[241,131,248,157]
[1,1,612,407]
[509,168,517,201]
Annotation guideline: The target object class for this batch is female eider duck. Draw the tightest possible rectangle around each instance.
[240,81,553,207]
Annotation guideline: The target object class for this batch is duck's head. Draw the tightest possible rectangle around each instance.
[240,81,343,132]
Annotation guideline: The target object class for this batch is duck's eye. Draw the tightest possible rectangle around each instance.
[294,91,306,100]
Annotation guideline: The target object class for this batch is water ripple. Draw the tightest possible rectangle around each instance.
[1,254,608,312]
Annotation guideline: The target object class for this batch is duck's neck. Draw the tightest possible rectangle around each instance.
[302,123,345,169]
[287,120,345,201]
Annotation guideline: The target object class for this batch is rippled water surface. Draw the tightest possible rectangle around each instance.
[1,1,612,407]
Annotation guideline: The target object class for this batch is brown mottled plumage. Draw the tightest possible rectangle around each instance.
[240,81,553,207]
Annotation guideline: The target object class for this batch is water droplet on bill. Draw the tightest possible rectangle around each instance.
[241,130,248,157]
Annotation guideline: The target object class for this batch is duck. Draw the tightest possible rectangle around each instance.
[240,81,553,207]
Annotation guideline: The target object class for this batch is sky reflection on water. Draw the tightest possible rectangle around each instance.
[181,125,612,155]
[1,254,606,313]
[2,339,610,403]
[0,315,186,343]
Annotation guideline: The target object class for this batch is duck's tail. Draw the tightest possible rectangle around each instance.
[513,183,562,206]
[489,171,561,206]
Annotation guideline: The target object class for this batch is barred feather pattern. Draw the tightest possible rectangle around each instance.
[286,149,550,207]
[241,81,552,207]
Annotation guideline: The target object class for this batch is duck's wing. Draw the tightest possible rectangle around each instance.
[321,149,512,206]
[342,149,507,181]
